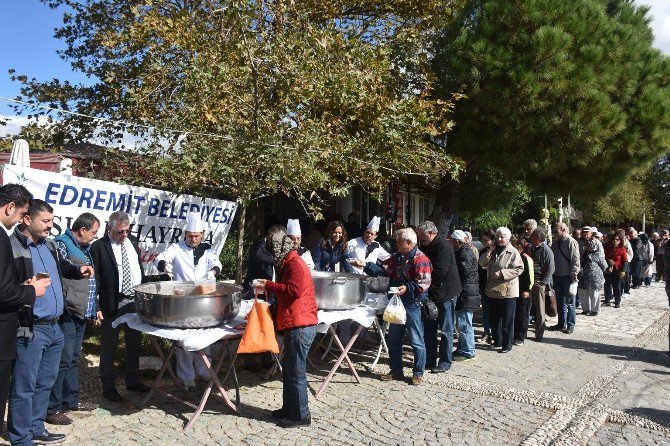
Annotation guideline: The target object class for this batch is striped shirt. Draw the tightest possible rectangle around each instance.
[383,246,432,299]
[56,240,97,319]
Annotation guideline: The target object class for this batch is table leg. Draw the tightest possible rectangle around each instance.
[151,337,186,389]
[184,343,237,431]
[368,319,389,372]
[265,344,284,380]
[224,341,240,407]
[141,338,177,407]
[314,324,364,399]
[320,328,335,360]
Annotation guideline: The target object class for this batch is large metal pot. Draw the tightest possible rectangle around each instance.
[134,281,243,328]
[311,271,369,310]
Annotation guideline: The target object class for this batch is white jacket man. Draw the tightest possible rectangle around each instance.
[286,219,315,270]
[346,216,390,275]
[154,212,222,387]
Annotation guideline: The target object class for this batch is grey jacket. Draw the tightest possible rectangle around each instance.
[579,249,608,291]
[530,242,554,286]
[551,236,580,281]
[55,231,95,319]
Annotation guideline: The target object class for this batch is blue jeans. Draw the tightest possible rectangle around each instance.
[481,293,491,335]
[49,313,87,414]
[388,295,427,376]
[423,298,455,370]
[9,323,64,446]
[455,310,475,358]
[281,325,316,421]
[554,275,575,329]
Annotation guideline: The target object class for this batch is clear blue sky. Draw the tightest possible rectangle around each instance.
[0,0,89,117]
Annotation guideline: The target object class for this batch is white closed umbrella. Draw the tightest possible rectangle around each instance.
[9,139,30,167]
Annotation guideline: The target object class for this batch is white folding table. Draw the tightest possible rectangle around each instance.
[313,306,377,399]
[112,301,254,430]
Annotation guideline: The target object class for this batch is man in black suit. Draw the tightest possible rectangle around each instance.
[91,211,150,402]
[0,184,50,432]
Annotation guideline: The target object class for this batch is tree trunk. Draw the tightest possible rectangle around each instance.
[235,202,247,284]
[430,176,460,235]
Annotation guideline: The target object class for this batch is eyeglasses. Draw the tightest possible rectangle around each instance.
[112,229,130,234]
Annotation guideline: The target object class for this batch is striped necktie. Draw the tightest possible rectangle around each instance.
[121,243,134,296]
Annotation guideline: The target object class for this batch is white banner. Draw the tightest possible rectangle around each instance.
[2,164,237,275]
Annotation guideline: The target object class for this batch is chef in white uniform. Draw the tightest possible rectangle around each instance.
[287,219,315,270]
[346,216,390,275]
[155,212,222,387]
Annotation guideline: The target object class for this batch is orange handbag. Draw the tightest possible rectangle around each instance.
[237,297,280,354]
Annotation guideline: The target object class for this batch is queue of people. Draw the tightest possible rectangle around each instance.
[3,181,669,443]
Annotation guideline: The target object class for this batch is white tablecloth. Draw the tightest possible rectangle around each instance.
[112,300,254,352]
[316,306,377,334]
[112,300,377,346]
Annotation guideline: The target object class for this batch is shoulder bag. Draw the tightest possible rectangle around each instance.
[545,284,558,317]
[422,299,439,321]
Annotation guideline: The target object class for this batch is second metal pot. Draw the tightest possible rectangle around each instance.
[311,271,367,310]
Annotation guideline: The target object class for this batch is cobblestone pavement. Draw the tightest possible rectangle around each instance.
[2,283,669,445]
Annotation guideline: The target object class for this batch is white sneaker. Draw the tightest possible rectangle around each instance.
[182,379,196,388]
[622,293,630,298]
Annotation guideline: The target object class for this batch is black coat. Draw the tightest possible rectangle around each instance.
[0,229,35,360]
[421,236,462,302]
[243,238,275,295]
[90,234,146,319]
[454,246,481,311]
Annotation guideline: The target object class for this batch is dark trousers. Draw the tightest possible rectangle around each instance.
[631,260,643,288]
[424,298,455,370]
[514,296,531,341]
[490,298,516,351]
[604,273,623,305]
[480,293,492,335]
[281,325,316,421]
[624,264,631,293]
[1,358,11,430]
[99,303,142,392]
[656,254,664,281]
[49,313,87,413]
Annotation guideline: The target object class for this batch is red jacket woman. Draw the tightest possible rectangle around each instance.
[604,232,629,308]
[605,241,628,273]
[265,250,318,331]
[256,230,317,427]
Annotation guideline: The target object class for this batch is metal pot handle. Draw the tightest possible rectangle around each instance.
[331,277,348,285]
[137,292,151,302]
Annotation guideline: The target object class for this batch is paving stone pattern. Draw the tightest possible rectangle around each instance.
[2,283,669,445]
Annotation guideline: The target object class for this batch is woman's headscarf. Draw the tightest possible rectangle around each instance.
[270,229,295,269]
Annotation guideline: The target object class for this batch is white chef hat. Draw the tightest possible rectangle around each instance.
[286,219,301,236]
[367,216,381,232]
[185,211,204,232]
[451,230,466,241]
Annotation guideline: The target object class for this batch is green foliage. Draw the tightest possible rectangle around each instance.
[432,0,670,205]
[11,0,463,216]
[587,171,651,224]
[644,153,670,225]
[0,120,68,152]
[459,166,531,228]
[218,230,252,280]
